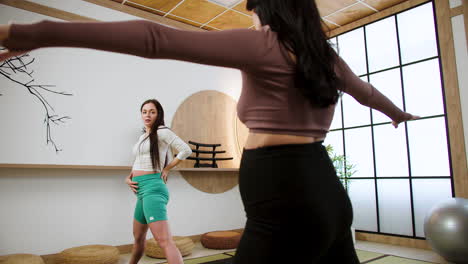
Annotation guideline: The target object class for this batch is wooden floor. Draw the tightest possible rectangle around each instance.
[355,241,448,264]
[116,240,449,264]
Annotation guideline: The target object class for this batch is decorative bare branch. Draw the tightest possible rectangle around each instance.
[0,47,73,152]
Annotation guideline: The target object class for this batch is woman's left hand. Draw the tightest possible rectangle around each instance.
[0,49,28,62]
[0,24,30,62]
[0,24,10,43]
[392,112,420,128]
[161,168,170,184]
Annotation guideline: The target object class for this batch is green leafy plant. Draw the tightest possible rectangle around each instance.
[326,144,356,192]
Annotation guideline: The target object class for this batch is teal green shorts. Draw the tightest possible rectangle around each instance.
[133,173,169,224]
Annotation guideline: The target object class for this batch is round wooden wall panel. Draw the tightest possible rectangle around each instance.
[171,90,248,194]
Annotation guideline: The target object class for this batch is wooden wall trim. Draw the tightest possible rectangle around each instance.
[0,0,96,21]
[0,164,131,170]
[435,0,468,198]
[328,0,430,37]
[0,164,241,170]
[82,0,205,31]
[464,0,468,51]
[356,232,430,250]
[450,5,463,17]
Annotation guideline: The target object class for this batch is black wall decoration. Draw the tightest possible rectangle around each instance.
[187,141,233,168]
[0,48,73,152]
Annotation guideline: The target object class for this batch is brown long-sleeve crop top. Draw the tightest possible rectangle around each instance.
[2,20,409,137]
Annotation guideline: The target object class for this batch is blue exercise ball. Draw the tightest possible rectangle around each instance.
[424,198,468,264]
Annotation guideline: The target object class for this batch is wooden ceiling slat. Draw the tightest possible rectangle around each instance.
[209,0,243,8]
[328,0,430,37]
[84,0,204,31]
[316,0,359,17]
[127,0,183,13]
[232,0,252,16]
[169,0,226,24]
[207,9,253,30]
[325,2,377,26]
[166,13,204,27]
[362,0,409,11]
[100,0,418,31]
[124,1,165,16]
[322,19,340,31]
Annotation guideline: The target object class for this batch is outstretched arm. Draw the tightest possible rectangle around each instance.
[0,20,268,70]
[0,24,27,60]
[334,54,419,128]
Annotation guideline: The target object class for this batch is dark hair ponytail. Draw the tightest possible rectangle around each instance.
[247,0,341,107]
[140,99,166,171]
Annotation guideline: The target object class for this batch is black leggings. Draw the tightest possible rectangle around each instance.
[234,142,360,263]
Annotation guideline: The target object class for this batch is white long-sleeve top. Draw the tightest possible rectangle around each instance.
[132,126,192,172]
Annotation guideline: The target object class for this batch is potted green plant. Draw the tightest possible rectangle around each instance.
[325,144,356,192]
[326,144,357,243]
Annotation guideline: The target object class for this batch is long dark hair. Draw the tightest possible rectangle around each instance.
[139,99,166,171]
[247,0,341,107]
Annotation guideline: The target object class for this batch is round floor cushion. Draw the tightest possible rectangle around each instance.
[145,236,195,259]
[201,231,241,249]
[0,254,45,264]
[59,245,120,264]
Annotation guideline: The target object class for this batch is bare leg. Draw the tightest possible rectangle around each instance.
[148,220,183,264]
[129,219,149,264]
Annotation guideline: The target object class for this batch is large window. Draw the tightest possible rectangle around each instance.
[325,1,453,238]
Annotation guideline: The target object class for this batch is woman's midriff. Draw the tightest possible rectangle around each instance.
[244,132,325,150]
[132,170,159,178]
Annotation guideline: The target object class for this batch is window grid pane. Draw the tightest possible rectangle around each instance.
[369,69,404,124]
[348,179,378,232]
[373,123,409,177]
[342,93,371,128]
[377,179,413,236]
[366,17,400,72]
[337,28,368,76]
[397,2,439,64]
[344,127,375,178]
[407,117,450,177]
[402,59,445,117]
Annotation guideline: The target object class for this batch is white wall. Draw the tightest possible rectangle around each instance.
[450,3,468,165]
[0,1,245,255]
[28,0,141,22]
